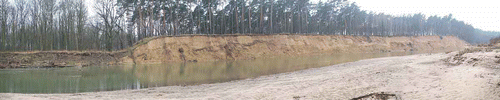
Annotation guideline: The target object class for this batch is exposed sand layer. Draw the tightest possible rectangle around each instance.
[125,35,468,63]
[2,50,499,100]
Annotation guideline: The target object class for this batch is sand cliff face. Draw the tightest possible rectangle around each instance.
[123,35,468,64]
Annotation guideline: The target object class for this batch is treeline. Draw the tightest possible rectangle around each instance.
[0,0,95,51]
[0,0,493,51]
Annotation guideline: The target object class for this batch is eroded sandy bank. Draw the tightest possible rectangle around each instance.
[2,49,499,99]
[124,35,468,64]
[1,35,467,68]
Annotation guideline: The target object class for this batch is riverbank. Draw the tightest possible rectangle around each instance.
[2,49,499,99]
[125,35,468,63]
[0,51,127,69]
[0,35,468,68]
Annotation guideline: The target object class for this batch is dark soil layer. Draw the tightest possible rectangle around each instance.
[351,92,399,100]
[0,51,127,69]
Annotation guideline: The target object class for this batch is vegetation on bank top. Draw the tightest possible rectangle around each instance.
[0,0,496,52]
[490,36,500,45]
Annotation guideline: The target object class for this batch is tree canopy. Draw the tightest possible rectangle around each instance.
[0,0,495,51]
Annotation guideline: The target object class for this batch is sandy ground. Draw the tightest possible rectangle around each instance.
[1,51,500,100]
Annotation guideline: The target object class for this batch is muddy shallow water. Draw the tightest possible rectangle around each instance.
[0,51,440,93]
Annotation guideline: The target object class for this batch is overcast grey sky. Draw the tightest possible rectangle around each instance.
[311,0,500,31]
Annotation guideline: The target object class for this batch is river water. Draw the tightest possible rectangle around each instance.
[0,51,438,93]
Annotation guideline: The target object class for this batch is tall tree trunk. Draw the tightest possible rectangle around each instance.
[259,5,263,34]
[248,6,251,33]
[270,0,273,34]
[241,4,245,34]
[235,4,238,33]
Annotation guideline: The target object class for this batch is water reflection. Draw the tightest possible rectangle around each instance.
[0,51,437,93]
[0,67,139,93]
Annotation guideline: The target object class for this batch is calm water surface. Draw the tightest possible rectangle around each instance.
[0,51,437,93]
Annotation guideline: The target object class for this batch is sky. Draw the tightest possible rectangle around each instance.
[311,0,500,31]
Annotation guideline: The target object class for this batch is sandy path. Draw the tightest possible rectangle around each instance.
[1,52,500,99]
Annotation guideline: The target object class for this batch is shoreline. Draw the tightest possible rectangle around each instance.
[0,35,467,69]
[2,50,499,99]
